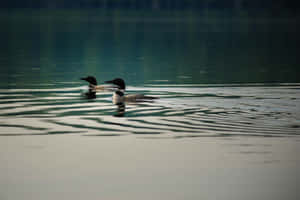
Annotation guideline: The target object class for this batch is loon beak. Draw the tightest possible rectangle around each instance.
[80,77,87,81]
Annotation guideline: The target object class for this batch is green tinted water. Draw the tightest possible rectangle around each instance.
[0,10,299,88]
[1,9,300,200]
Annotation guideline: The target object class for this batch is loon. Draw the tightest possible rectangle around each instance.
[80,76,108,99]
[105,78,158,105]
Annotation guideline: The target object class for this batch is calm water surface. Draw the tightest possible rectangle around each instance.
[0,10,300,200]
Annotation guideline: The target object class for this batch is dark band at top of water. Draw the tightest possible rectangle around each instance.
[0,9,299,88]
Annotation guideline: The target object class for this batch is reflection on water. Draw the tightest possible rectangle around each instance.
[0,10,299,88]
[115,102,126,117]
[0,83,299,137]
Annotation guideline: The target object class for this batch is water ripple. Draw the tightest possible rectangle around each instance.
[0,84,300,137]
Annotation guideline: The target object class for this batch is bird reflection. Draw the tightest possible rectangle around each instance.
[114,102,126,117]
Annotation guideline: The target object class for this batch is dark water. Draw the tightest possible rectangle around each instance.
[1,10,300,87]
[1,10,300,200]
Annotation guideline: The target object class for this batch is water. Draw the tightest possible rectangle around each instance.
[1,9,300,200]
[0,84,300,137]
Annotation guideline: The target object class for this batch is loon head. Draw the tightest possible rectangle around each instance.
[80,76,98,86]
[105,78,125,90]
[80,76,97,99]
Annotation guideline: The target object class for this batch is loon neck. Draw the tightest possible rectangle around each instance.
[115,89,125,96]
[89,83,96,88]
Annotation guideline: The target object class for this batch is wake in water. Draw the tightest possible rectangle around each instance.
[0,83,300,138]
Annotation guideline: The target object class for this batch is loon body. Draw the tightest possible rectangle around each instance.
[80,76,108,99]
[105,78,158,105]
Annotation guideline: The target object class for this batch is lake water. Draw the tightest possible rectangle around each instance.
[0,9,300,200]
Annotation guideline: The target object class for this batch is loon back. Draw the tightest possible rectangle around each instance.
[125,94,158,102]
[113,91,158,105]
[106,78,158,104]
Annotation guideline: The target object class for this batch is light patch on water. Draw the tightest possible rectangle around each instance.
[0,84,299,137]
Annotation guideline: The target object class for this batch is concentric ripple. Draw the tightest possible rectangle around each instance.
[0,84,300,138]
